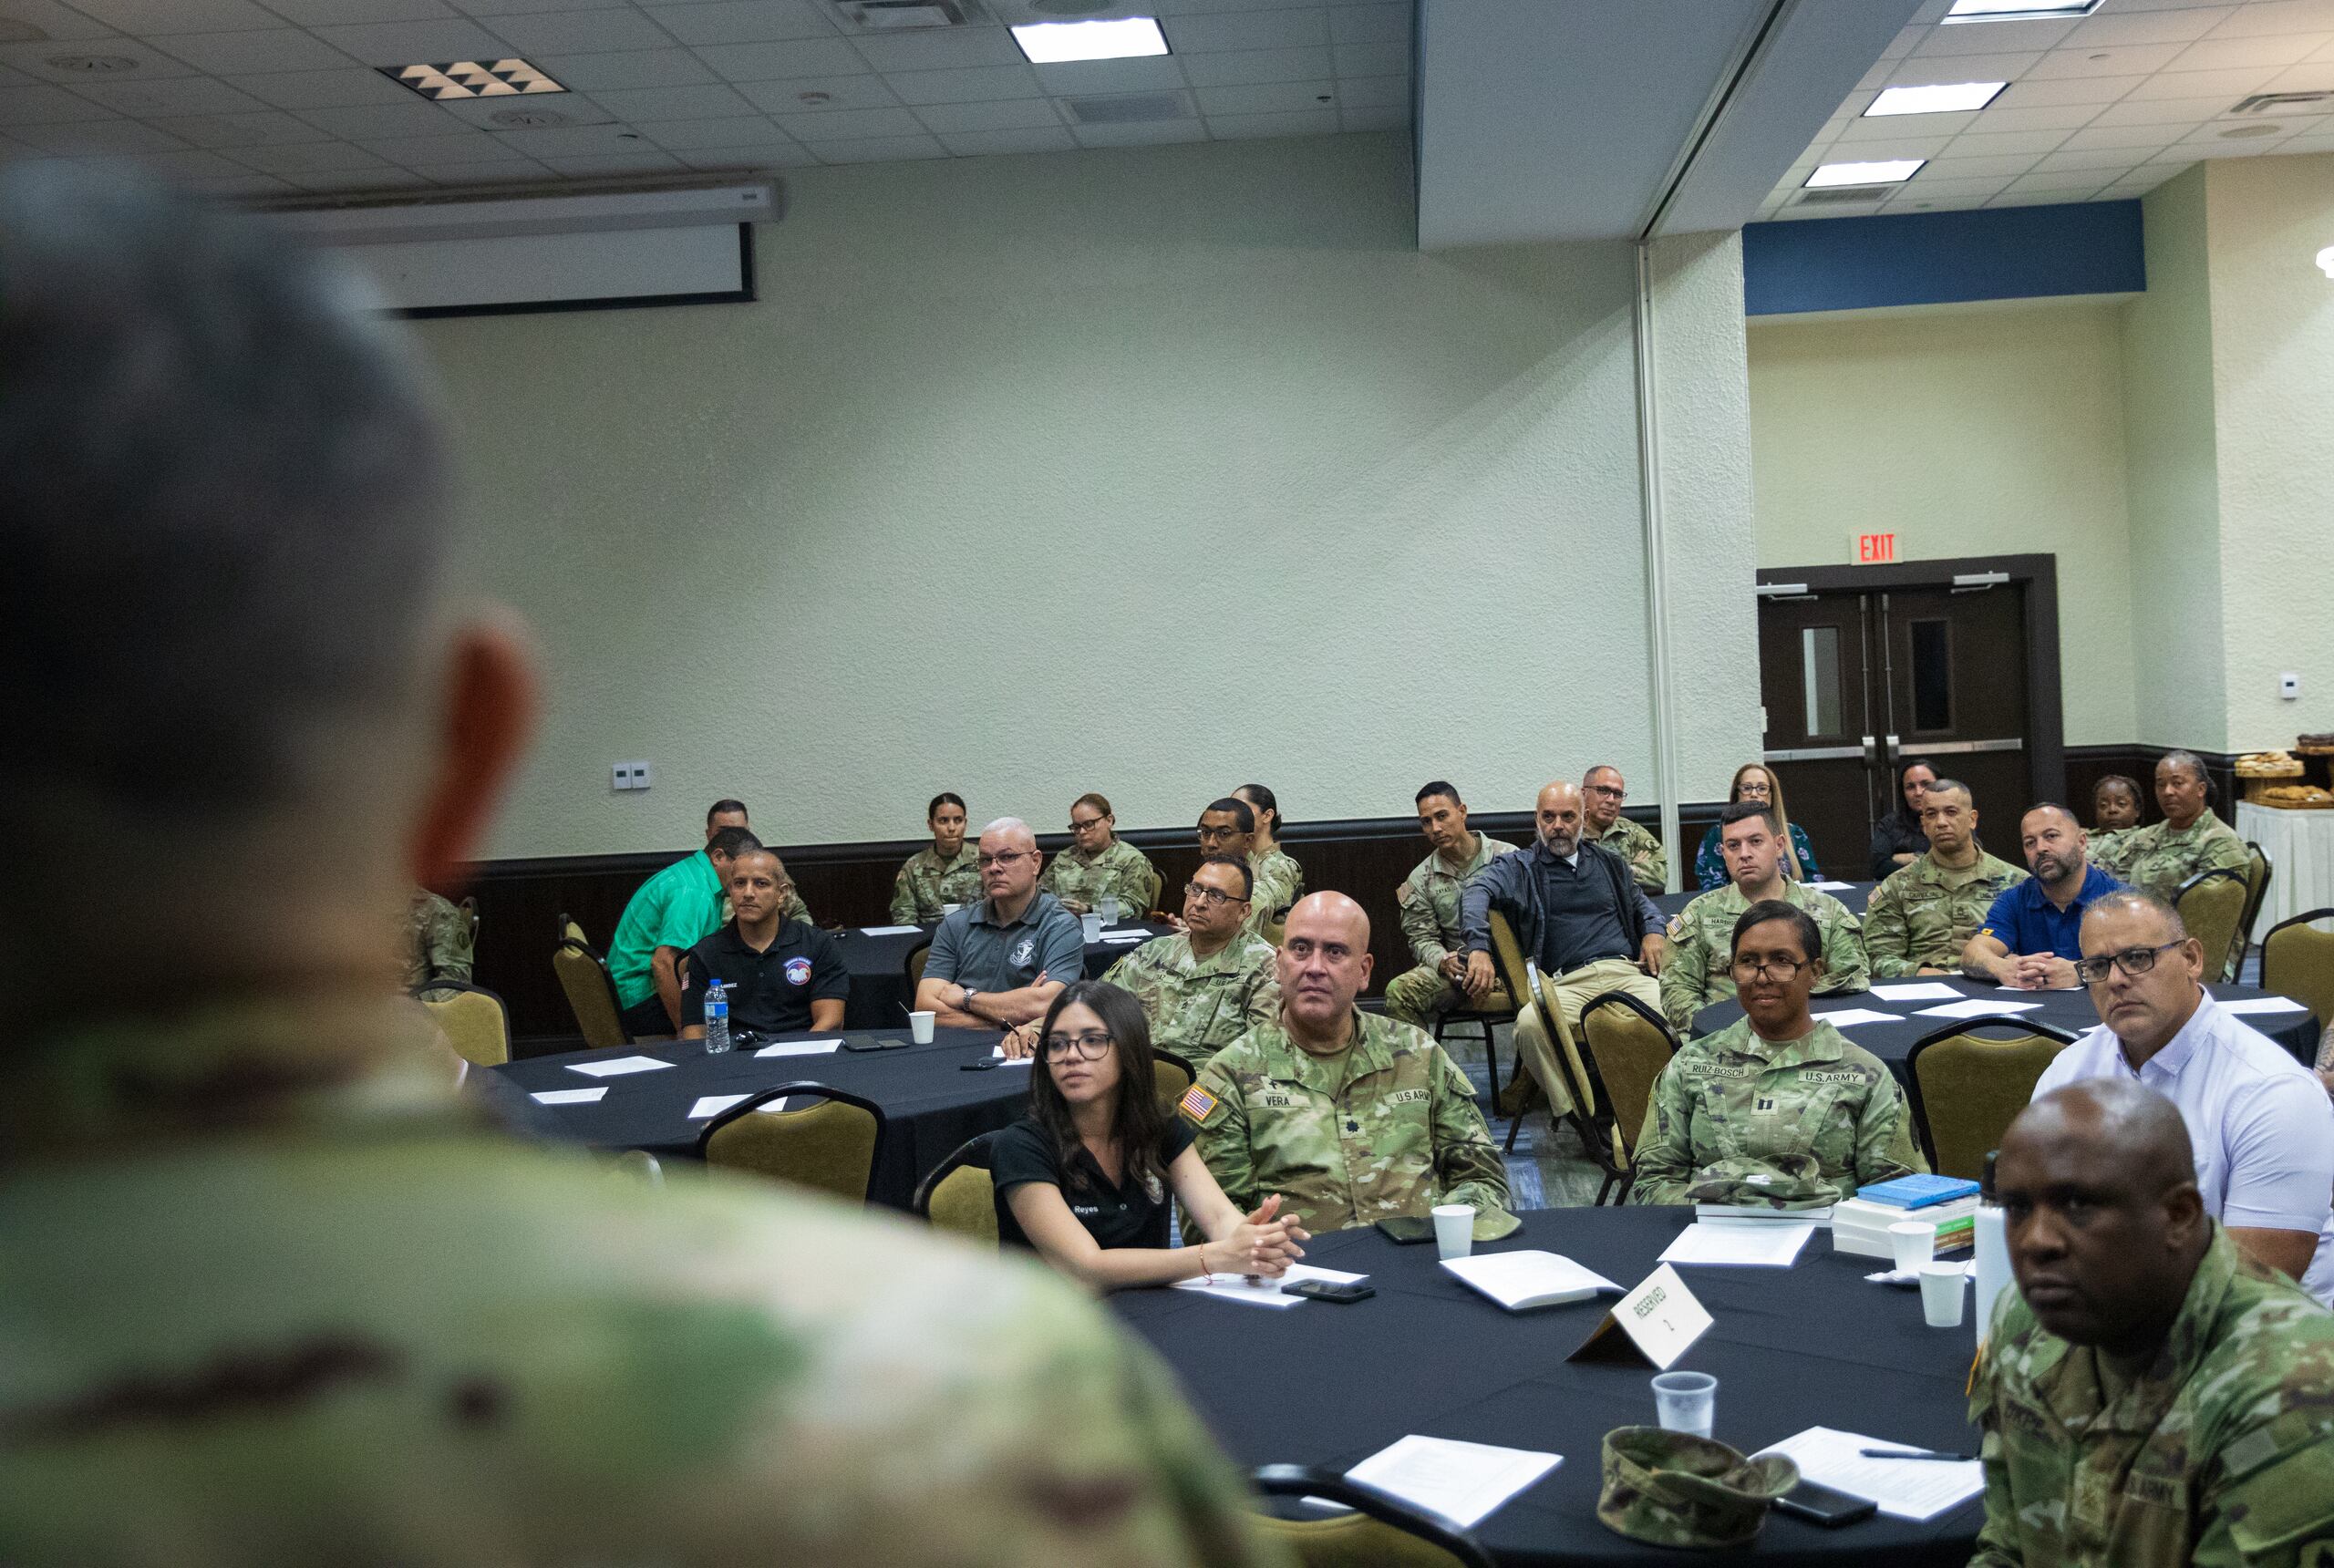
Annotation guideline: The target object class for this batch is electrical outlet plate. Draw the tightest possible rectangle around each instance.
[2280,672,2301,700]
[610,760,653,790]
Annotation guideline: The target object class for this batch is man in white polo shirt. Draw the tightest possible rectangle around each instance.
[2034,889,2334,1304]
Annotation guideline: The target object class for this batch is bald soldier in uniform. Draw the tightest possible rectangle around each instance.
[0,171,1278,1567]
[1184,893,1518,1242]
[1972,1080,2334,1567]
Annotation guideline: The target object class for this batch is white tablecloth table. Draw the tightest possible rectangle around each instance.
[2237,800,2334,932]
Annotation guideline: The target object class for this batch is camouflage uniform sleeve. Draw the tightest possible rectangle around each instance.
[889,860,918,925]
[2205,826,2252,880]
[2194,1382,2334,1568]
[1634,824,1668,893]
[1186,1056,1255,1217]
[429,898,475,985]
[1659,912,1711,1034]
[1397,874,1447,970]
[1627,1059,1697,1205]
[1851,1071,1927,1190]
[1818,905,1871,995]
[783,889,815,928]
[1862,878,1916,979]
[1967,1353,2025,1568]
[1242,965,1281,1037]
[1427,1047,1514,1227]
[1111,851,1156,917]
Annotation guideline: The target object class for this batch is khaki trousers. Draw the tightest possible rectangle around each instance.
[1384,965,1511,1031]
[1510,957,1661,1120]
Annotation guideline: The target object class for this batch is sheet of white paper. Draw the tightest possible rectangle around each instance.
[1868,982,1966,1002]
[1344,1435,1563,1530]
[687,1093,750,1120]
[1812,1007,1905,1027]
[1806,880,1856,890]
[2216,995,2308,1015]
[530,1086,606,1106]
[1915,997,2044,1020]
[567,1054,672,1078]
[859,924,923,936]
[1169,1263,1365,1308]
[754,1038,842,1057]
[988,1048,1036,1065]
[1440,1250,1622,1308]
[1756,1426,1983,1522]
[1659,1219,1815,1268]
[1101,933,1150,944]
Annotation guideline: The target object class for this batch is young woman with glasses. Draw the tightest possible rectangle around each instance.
[991,979,1307,1290]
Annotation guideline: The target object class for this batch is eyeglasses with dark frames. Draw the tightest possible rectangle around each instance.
[1043,1030,1114,1061]
[2073,940,2185,986]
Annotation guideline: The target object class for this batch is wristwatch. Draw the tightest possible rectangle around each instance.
[961,987,979,1012]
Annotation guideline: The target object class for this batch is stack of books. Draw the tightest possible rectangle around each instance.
[1832,1174,1982,1261]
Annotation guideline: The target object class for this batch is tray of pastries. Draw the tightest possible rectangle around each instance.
[2237,749,2305,777]
[2298,732,2334,756]
[2257,783,2334,810]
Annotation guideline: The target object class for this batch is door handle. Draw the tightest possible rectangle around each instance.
[1885,734,1899,761]
[1862,735,1877,765]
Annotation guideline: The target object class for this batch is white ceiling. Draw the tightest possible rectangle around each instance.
[0,0,1412,198]
[1765,0,2334,221]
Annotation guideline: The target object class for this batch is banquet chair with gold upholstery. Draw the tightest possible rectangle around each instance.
[414,979,511,1068]
[1248,1464,1494,1568]
[911,1131,998,1245]
[1904,1019,2078,1181]
[2175,868,2249,984]
[1577,991,1680,1206]
[2261,910,2334,1047]
[696,1082,886,1205]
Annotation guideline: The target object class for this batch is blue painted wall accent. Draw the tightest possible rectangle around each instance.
[1742,200,2145,315]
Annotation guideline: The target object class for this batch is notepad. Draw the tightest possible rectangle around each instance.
[2217,996,2308,1015]
[1659,1220,1814,1268]
[755,1038,842,1057]
[530,1086,606,1106]
[1441,1250,1622,1310]
[688,1093,750,1119]
[859,924,922,935]
[1915,997,2044,1020]
[1101,933,1151,944]
[1807,880,1856,890]
[989,1048,1036,1065]
[1170,1264,1366,1308]
[1869,982,1964,1003]
[1812,1007,1904,1027]
[1344,1435,1562,1530]
[566,1055,672,1078]
[1755,1426,1982,1522]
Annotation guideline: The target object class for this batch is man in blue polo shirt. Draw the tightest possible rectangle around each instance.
[1963,802,2122,989]
[916,818,1085,1031]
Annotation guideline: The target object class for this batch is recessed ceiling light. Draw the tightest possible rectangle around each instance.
[1010,16,1169,65]
[1943,0,2101,21]
[1806,159,1925,188]
[1867,81,2007,117]
[380,58,565,101]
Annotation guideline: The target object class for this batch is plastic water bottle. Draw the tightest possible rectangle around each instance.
[1973,1151,2014,1347]
[705,982,732,1055]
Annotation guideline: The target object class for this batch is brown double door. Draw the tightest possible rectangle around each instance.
[1755,573,2035,879]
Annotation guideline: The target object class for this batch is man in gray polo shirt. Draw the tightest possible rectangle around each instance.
[916,817,1085,1031]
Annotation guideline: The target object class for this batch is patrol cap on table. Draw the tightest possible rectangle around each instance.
[1683,1154,1838,1211]
[1597,1426,1800,1549]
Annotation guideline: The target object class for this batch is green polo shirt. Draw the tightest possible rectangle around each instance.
[606,851,726,1008]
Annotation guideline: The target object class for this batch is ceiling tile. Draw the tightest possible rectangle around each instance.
[1916,151,2044,178]
[2036,144,2147,169]
[935,124,1073,156]
[179,171,299,194]
[1195,78,1332,115]
[0,83,115,123]
[1992,74,2147,106]
[676,139,814,168]
[1152,0,1342,11]
[1175,46,1331,87]
[2122,64,2275,98]
[2164,31,2331,71]
[405,157,548,181]
[1881,51,2042,88]
[644,0,834,46]
[297,98,466,136]
[1912,16,2075,53]
[487,6,673,54]
[1335,73,1407,108]
[263,0,456,22]
[307,18,517,67]
[2024,42,2184,78]
[123,145,276,177]
[0,2,117,41]
[1330,4,1406,45]
[449,0,625,13]
[2005,170,2109,191]
[1330,39,1406,76]
[1206,107,1338,139]
[584,81,750,118]
[848,28,1019,72]
[0,38,197,81]
[775,103,924,139]
[1837,108,1979,139]
[883,62,1039,102]
[434,88,612,123]
[692,37,866,81]
[1067,118,1203,147]
[2060,122,2181,149]
[71,0,276,30]
[1823,127,1956,160]
[532,47,712,88]
[1944,126,2075,154]
[277,164,428,189]
[232,136,390,170]
[226,66,416,108]
[1899,173,2013,195]
[1162,8,1329,52]
[5,116,185,153]
[2087,95,2224,124]
[1338,100,1407,130]
[908,95,1059,132]
[537,148,686,174]
[633,111,773,147]
[0,66,28,87]
[2265,61,2334,88]
[2209,0,2334,36]
[1968,102,2103,129]
[2065,6,2236,46]
[150,108,332,145]
[359,125,524,159]
[811,131,944,161]
[75,77,272,115]
[733,73,894,112]
[485,119,637,152]
[1032,56,1182,94]
[150,28,360,74]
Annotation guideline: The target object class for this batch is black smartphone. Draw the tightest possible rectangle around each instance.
[842,1036,906,1052]
[1375,1216,1437,1245]
[1279,1278,1374,1303]
[1773,1480,1878,1527]
[959,1059,998,1072]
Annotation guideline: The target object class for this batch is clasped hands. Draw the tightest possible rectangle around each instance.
[1200,1193,1309,1280]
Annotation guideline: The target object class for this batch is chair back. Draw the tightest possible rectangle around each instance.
[559,912,589,948]
[2261,909,2334,1042]
[1249,1465,1493,1568]
[1143,865,1165,915]
[2236,841,2273,972]
[2175,868,2250,983]
[1152,1048,1197,1119]
[906,942,931,993]
[1261,919,1286,946]
[553,937,631,1052]
[1578,991,1679,1169]
[415,980,511,1068]
[911,1130,999,1244]
[1484,911,1598,1118]
[1905,1020,2077,1179]
[697,1082,885,1204]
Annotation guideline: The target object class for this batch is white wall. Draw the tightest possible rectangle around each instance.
[415,132,1751,858]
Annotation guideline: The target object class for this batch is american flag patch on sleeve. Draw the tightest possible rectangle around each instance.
[1178,1084,1218,1123]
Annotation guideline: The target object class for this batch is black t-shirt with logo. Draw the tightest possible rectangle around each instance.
[990,1116,1197,1253]
[680,919,849,1037]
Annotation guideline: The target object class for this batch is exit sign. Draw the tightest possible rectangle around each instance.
[1853,531,1898,564]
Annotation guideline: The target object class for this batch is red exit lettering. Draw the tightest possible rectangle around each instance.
[1854,531,1897,564]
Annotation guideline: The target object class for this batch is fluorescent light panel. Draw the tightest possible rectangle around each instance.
[384,58,564,99]
[1943,0,2100,21]
[1010,17,1169,64]
[1867,81,2006,117]
[1806,159,1924,188]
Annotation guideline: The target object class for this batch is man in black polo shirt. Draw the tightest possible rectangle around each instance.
[680,849,848,1039]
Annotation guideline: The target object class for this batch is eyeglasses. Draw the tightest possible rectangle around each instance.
[1069,817,1106,832]
[1585,783,1626,799]
[1184,881,1250,909]
[1043,1030,1113,1061]
[1729,954,1807,982]
[976,851,1029,870]
[2073,941,2185,985]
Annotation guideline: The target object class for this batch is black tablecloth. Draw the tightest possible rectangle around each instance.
[1692,978,2321,1075]
[1113,1207,1982,1566]
[1653,882,1874,920]
[832,921,1171,1026]
[491,1026,1031,1209]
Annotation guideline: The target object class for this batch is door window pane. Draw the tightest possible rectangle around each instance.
[1801,625,1843,737]
[1911,619,1953,732]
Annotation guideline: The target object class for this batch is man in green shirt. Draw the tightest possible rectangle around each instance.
[1863,779,2027,977]
[608,823,759,1037]
[1385,779,1517,1028]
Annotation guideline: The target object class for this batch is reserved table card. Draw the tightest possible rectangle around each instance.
[1566,1264,1712,1370]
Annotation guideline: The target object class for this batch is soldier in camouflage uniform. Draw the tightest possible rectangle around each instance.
[1585,766,1668,892]
[1101,857,1279,1062]
[2088,774,2144,880]
[891,791,983,923]
[1661,805,1868,1034]
[1972,1080,2334,1568]
[1041,792,1159,917]
[1386,782,1518,1029]
[1863,780,2027,977]
[404,887,475,990]
[1234,783,1305,923]
[1197,798,1288,941]
[2110,753,2251,904]
[1184,893,1518,1240]
[0,174,1285,1568]
[1633,901,1922,1205]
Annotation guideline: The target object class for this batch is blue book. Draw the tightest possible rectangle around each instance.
[1857,1174,1982,1210]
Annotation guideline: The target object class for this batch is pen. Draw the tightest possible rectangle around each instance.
[1861,1448,1976,1462]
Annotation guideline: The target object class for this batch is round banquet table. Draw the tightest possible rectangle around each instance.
[831,920,1172,1027]
[491,1024,1030,1210]
[1690,977,2320,1075]
[1112,1206,1984,1566]
[1653,882,1873,921]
